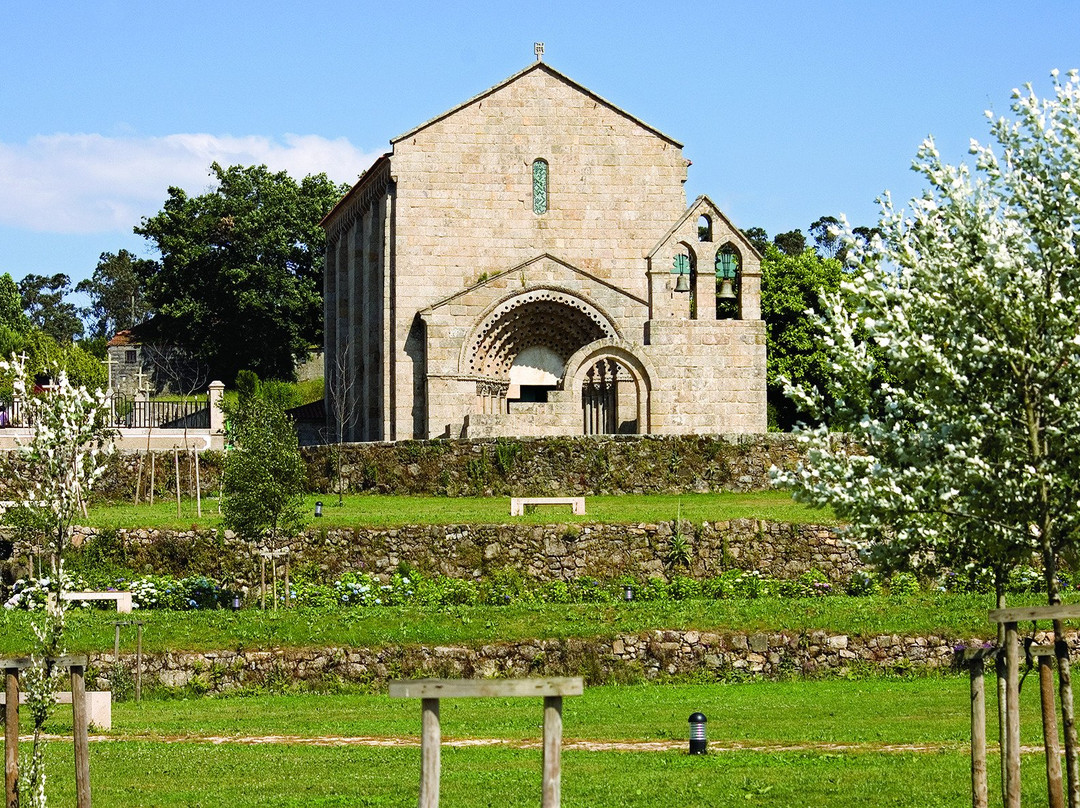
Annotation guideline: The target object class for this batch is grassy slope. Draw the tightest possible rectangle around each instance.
[0,593,1060,655]
[83,491,838,530]
[19,680,1054,807]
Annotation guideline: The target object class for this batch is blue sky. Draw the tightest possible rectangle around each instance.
[3,1,1079,288]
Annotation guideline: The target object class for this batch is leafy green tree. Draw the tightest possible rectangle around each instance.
[808,216,842,258]
[18,273,83,343]
[76,250,156,340]
[0,272,30,334]
[774,70,1080,793]
[759,245,844,430]
[134,162,348,383]
[741,227,769,255]
[771,229,807,256]
[222,378,306,597]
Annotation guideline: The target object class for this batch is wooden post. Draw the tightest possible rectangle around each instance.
[5,666,18,808]
[135,623,143,702]
[542,695,563,808]
[260,556,266,610]
[194,451,202,518]
[1040,653,1066,808]
[271,554,278,612]
[70,664,92,808]
[420,698,440,808]
[134,451,143,506]
[113,623,121,662]
[284,555,291,609]
[970,655,988,808]
[1003,621,1022,808]
[149,452,155,506]
[173,448,181,518]
[390,678,583,808]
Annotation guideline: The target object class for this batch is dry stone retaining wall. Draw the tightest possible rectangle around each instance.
[61,519,859,587]
[89,629,1015,694]
[80,433,812,501]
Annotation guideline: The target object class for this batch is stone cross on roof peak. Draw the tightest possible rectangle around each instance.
[534,42,544,62]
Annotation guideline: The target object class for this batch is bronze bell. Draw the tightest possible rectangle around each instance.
[717,278,736,299]
[674,272,690,292]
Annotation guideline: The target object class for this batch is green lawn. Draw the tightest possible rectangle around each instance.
[8,679,1060,807]
[83,491,836,530]
[0,593,1059,657]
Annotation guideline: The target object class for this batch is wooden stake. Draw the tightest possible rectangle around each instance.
[134,451,143,506]
[71,664,92,808]
[136,623,143,703]
[542,695,564,808]
[1005,621,1022,808]
[420,698,440,808]
[284,554,290,609]
[272,557,280,613]
[174,448,181,518]
[260,556,266,611]
[971,658,988,808]
[1053,627,1080,808]
[194,451,202,518]
[1041,654,1065,808]
[5,666,18,808]
[149,453,155,506]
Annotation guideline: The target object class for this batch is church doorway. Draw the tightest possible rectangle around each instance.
[581,357,638,435]
[507,345,563,405]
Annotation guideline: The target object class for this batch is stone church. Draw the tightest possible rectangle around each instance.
[322,59,766,441]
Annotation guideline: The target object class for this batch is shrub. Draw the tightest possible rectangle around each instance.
[846,570,880,596]
[668,574,702,601]
[887,571,920,599]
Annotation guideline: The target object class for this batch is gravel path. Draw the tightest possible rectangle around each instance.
[24,733,1045,755]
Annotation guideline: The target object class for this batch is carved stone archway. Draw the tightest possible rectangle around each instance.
[462,289,619,412]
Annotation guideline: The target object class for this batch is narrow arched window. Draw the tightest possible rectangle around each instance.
[698,215,712,242]
[532,159,549,215]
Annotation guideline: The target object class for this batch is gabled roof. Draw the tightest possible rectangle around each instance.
[392,61,683,148]
[647,195,764,262]
[319,153,391,230]
[421,253,649,315]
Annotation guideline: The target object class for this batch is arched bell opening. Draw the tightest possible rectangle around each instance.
[715,243,741,320]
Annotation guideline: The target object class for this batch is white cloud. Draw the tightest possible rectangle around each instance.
[0,133,383,234]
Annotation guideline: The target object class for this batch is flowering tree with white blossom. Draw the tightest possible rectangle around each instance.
[3,356,112,807]
[773,69,1080,802]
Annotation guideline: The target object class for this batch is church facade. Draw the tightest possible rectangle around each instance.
[322,61,766,441]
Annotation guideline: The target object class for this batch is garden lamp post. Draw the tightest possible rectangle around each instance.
[689,712,707,754]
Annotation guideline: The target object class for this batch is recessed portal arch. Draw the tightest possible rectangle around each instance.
[462,289,620,412]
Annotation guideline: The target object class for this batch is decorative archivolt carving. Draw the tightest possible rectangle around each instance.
[465,290,618,380]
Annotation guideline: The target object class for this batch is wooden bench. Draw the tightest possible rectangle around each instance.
[510,497,585,517]
[0,689,111,729]
[390,677,584,808]
[62,591,133,613]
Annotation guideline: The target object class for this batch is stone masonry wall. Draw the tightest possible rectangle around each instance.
[53,519,856,591]
[301,433,807,497]
[80,433,808,501]
[89,628,1026,694]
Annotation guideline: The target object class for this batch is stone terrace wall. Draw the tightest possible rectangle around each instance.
[302,433,808,497]
[58,519,858,588]
[89,628,1020,694]
[39,433,810,502]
